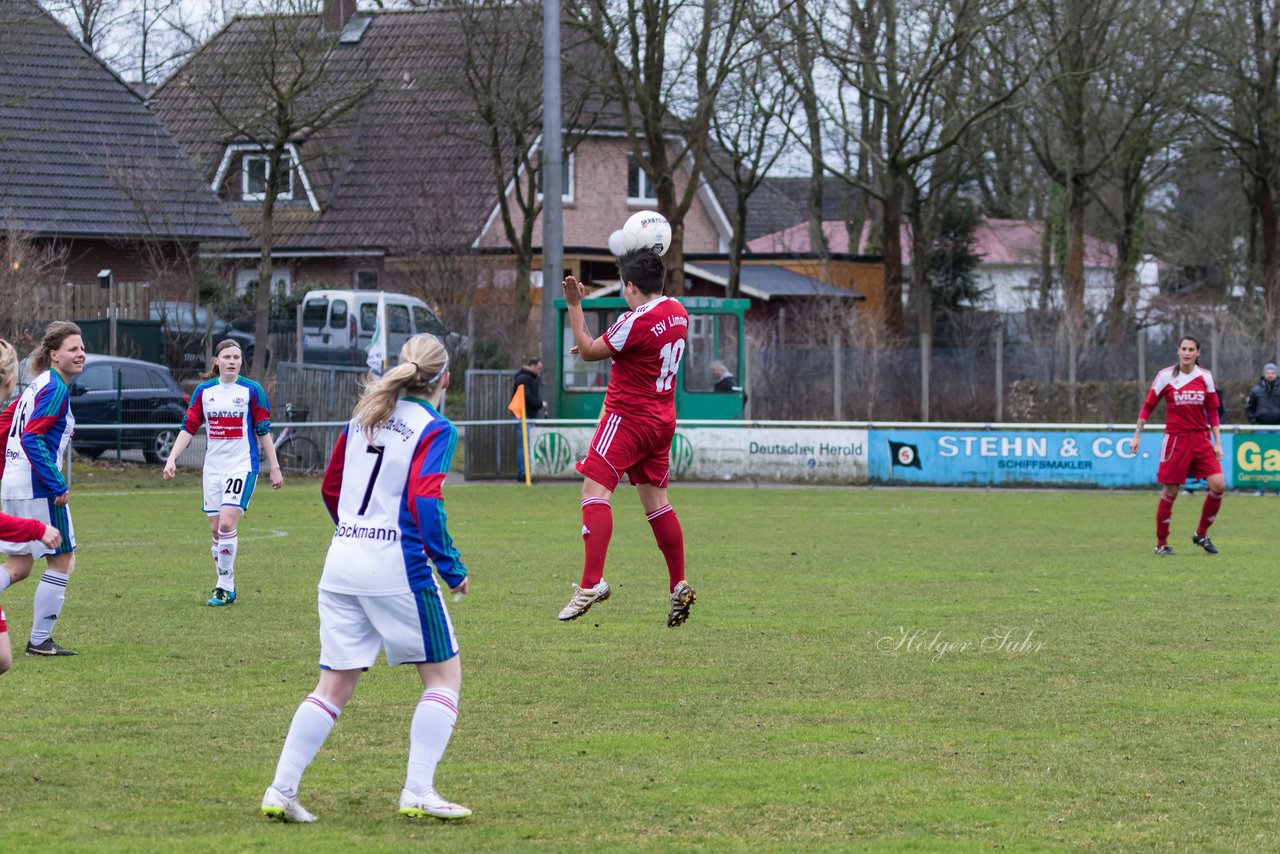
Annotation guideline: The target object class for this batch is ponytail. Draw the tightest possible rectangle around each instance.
[352,334,449,441]
[29,321,82,375]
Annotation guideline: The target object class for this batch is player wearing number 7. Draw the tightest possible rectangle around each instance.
[559,248,696,627]
[163,340,283,606]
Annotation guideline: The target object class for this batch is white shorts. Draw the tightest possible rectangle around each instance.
[317,587,459,669]
[202,470,257,515]
[0,497,75,557]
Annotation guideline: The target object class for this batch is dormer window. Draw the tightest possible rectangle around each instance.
[242,152,294,201]
[212,142,319,211]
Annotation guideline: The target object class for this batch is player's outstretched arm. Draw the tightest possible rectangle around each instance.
[561,276,613,362]
[163,430,196,480]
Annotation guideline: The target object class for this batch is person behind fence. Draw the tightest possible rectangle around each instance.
[558,248,697,628]
[1128,336,1225,556]
[1245,361,1280,495]
[260,332,471,824]
[0,322,84,656]
[511,356,545,480]
[710,360,737,393]
[0,337,66,668]
[162,339,283,606]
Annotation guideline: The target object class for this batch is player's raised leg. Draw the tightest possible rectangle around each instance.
[638,483,695,627]
[559,477,614,621]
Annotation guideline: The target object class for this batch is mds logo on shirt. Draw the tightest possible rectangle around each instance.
[1172,390,1206,406]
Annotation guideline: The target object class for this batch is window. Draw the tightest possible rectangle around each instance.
[330,299,349,330]
[627,153,656,202]
[242,153,295,201]
[538,153,574,203]
[413,306,444,337]
[388,304,410,334]
[78,364,116,392]
[355,270,378,289]
[235,266,292,296]
[360,302,377,332]
[302,298,329,329]
[122,366,154,390]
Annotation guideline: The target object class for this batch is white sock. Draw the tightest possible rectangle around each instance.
[405,687,459,795]
[215,530,238,593]
[0,567,12,595]
[271,694,341,797]
[29,570,70,645]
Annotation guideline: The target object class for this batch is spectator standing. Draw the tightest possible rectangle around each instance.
[511,357,545,481]
[1245,361,1280,495]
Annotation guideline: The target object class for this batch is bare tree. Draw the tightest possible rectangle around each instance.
[418,0,602,361]
[567,0,756,296]
[814,0,1029,339]
[707,38,797,298]
[1194,0,1280,339]
[163,4,374,377]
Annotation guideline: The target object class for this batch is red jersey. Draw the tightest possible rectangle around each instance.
[1139,365,1221,435]
[601,296,689,427]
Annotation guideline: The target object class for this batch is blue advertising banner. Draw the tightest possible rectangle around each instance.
[869,429,1236,488]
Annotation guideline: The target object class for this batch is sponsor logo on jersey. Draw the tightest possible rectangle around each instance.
[334,521,400,542]
[1173,390,1206,406]
[233,396,246,405]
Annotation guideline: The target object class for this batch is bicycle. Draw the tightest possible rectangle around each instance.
[274,403,324,474]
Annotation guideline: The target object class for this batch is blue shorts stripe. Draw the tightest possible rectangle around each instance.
[414,588,456,663]
[46,498,74,555]
[238,472,257,509]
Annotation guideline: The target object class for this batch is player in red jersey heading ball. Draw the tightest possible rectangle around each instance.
[1129,336,1225,556]
[558,249,697,627]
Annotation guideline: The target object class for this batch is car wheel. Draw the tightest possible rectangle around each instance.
[145,427,178,464]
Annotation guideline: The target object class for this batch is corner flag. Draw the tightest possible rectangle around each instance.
[366,292,388,377]
[507,383,526,417]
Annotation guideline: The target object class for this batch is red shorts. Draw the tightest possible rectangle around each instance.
[1157,432,1222,484]
[575,411,675,491]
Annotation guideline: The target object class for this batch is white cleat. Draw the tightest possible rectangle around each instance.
[399,787,472,820]
[557,580,611,621]
[261,786,316,823]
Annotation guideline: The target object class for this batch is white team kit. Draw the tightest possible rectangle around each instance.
[180,377,272,514]
[318,397,467,668]
[0,370,76,557]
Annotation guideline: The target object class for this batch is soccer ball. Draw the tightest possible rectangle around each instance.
[620,210,672,256]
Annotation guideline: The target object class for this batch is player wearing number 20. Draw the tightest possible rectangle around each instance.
[163,340,283,606]
[558,248,697,628]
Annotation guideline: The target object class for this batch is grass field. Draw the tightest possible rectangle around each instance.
[0,464,1277,851]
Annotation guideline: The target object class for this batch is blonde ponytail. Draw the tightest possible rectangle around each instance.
[352,334,449,440]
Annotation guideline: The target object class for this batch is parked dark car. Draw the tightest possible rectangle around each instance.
[68,355,188,463]
[152,300,254,372]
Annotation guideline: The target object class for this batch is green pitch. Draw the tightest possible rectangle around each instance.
[1,467,1277,850]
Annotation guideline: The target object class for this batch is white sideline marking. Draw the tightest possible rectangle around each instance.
[87,529,290,548]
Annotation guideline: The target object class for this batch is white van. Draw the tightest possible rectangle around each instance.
[300,289,447,366]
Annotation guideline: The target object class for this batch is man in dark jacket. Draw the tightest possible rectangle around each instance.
[512,357,545,480]
[1246,363,1280,425]
[1245,362,1280,495]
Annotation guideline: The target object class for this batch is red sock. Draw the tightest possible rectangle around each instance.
[1156,493,1176,546]
[1197,490,1223,537]
[646,504,685,591]
[580,498,612,588]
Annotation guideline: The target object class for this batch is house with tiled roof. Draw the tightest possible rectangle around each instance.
[149,3,731,302]
[0,0,244,298]
[748,217,1162,317]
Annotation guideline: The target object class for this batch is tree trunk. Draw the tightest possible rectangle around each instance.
[252,193,276,380]
[1258,180,1280,339]
[881,183,905,337]
[511,251,532,362]
[1064,176,1087,421]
